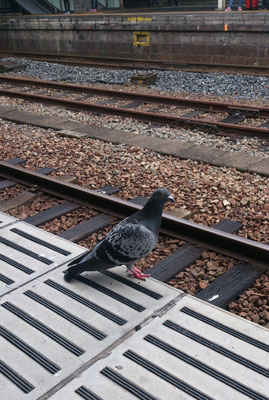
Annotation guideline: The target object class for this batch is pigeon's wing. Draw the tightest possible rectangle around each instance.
[94,219,157,266]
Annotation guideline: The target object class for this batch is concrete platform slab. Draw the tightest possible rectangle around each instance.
[0,106,268,176]
[124,135,196,156]
[248,158,269,177]
[0,108,75,130]
[0,264,180,400]
[0,110,49,126]
[212,152,264,172]
[74,124,113,136]
[177,145,228,163]
[0,221,86,296]
[50,295,269,400]
[0,211,17,229]
[51,120,91,132]
[0,105,17,114]
[57,130,87,139]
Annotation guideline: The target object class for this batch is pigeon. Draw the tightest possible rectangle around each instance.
[64,188,174,281]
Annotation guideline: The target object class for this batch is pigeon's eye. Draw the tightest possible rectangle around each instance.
[158,192,164,197]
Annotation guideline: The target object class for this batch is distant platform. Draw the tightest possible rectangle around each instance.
[1,5,268,17]
[0,11,269,73]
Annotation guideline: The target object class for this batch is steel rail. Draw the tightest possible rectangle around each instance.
[0,87,269,139]
[0,161,268,269]
[1,75,269,117]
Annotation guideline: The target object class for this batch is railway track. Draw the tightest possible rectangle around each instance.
[1,52,269,77]
[1,75,269,139]
[0,158,268,316]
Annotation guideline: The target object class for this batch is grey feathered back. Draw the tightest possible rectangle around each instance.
[64,188,174,281]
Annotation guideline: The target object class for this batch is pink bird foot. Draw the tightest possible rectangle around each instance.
[127,265,150,281]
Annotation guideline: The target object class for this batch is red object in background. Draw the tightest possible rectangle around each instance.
[246,0,259,8]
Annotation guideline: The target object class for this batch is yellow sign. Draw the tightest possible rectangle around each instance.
[128,17,153,22]
[133,31,150,47]
[224,24,228,31]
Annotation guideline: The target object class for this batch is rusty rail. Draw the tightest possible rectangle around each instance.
[0,161,268,269]
[0,85,269,138]
[1,75,269,117]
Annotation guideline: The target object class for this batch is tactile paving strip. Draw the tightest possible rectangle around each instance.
[0,211,17,229]
[51,295,269,400]
[0,221,86,296]
[0,265,180,399]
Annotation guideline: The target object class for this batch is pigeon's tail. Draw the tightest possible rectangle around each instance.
[64,256,102,282]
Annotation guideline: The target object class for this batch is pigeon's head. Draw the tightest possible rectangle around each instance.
[150,188,175,204]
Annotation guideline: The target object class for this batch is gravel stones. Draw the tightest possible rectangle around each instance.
[1,58,269,158]
[3,58,269,100]
[0,59,268,327]
[228,272,269,327]
[168,251,235,295]
[0,118,268,244]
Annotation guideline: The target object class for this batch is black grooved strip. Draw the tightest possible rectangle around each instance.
[24,290,106,340]
[10,228,71,256]
[1,302,84,356]
[163,320,269,378]
[0,254,34,274]
[75,386,103,400]
[76,275,145,312]
[181,307,269,353]
[0,360,35,393]
[44,279,127,326]
[0,273,14,285]
[124,350,213,400]
[101,367,157,400]
[144,335,268,400]
[0,325,60,374]
[0,237,53,265]
[101,270,162,300]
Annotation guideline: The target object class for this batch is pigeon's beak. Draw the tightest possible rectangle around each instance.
[167,195,175,203]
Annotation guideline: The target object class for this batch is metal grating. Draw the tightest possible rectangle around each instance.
[143,335,267,400]
[180,307,269,353]
[163,320,269,377]
[75,386,103,400]
[0,237,53,264]
[0,273,14,285]
[101,270,162,300]
[0,220,86,296]
[76,275,146,312]
[44,279,127,326]
[0,254,34,275]
[10,228,71,256]
[0,325,60,374]
[123,350,213,400]
[0,263,178,399]
[24,290,107,340]
[1,302,85,357]
[0,212,17,229]
[101,367,158,400]
[1,218,267,400]
[0,360,35,394]
[50,295,269,400]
